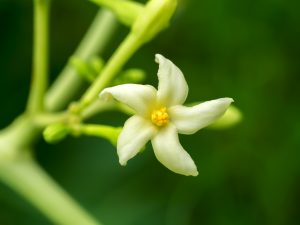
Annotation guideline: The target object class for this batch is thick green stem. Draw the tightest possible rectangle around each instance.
[46,10,117,112]
[78,32,142,112]
[0,154,102,225]
[0,8,119,225]
[27,0,50,113]
[0,114,101,225]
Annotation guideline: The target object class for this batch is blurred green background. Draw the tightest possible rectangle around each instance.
[1,0,300,224]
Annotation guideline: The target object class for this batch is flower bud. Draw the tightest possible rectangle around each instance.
[113,68,146,85]
[209,105,242,129]
[70,57,96,82]
[132,0,177,43]
[43,123,69,144]
[91,0,143,26]
[90,56,104,74]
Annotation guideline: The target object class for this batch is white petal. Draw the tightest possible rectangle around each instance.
[155,54,188,106]
[169,98,234,134]
[151,124,198,176]
[117,115,157,165]
[100,84,157,116]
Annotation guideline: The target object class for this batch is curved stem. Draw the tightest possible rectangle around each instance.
[78,32,142,112]
[27,0,50,113]
[0,153,102,225]
[45,10,118,112]
[0,8,119,225]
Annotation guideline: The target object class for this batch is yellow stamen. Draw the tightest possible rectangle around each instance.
[151,107,169,127]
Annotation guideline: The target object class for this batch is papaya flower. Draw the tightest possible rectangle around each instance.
[100,54,233,176]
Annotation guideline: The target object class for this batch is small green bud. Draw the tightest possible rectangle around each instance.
[70,57,96,82]
[90,0,143,26]
[209,105,242,129]
[132,0,177,43]
[122,69,146,83]
[113,68,146,85]
[43,123,70,144]
[90,56,104,74]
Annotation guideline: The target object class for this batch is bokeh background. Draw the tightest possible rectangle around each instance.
[1,0,300,224]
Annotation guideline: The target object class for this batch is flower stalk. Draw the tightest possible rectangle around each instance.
[77,0,178,114]
[78,32,142,112]
[27,0,50,113]
[71,124,122,146]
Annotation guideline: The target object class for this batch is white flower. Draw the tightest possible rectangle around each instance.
[99,54,233,176]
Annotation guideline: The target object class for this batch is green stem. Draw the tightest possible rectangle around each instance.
[0,7,118,225]
[81,101,116,120]
[0,9,119,225]
[45,10,117,112]
[34,112,69,127]
[74,0,178,113]
[0,153,102,225]
[0,114,101,225]
[71,123,121,146]
[81,101,133,121]
[78,32,142,112]
[27,0,50,113]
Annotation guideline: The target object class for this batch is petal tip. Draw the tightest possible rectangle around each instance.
[118,149,129,166]
[155,54,164,63]
[99,90,112,101]
[220,97,234,106]
[227,97,234,103]
[184,167,198,176]
[119,158,127,166]
[178,168,199,177]
[191,170,199,177]
[99,89,111,101]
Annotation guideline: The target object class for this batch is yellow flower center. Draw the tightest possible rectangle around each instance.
[151,107,169,127]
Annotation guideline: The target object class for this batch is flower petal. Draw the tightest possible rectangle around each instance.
[169,98,234,134]
[117,115,157,165]
[151,124,198,176]
[155,54,188,106]
[100,84,157,116]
